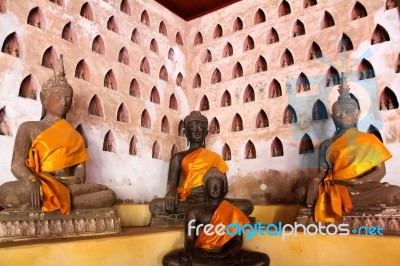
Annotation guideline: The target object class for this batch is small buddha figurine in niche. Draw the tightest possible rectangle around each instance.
[28,11,41,28]
[130,146,136,156]
[380,99,387,110]
[247,149,254,159]
[224,150,231,160]
[0,55,116,213]
[388,99,395,110]
[224,98,229,107]
[235,122,241,131]
[306,74,400,222]
[2,37,20,58]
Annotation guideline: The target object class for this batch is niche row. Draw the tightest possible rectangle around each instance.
[193,0,397,46]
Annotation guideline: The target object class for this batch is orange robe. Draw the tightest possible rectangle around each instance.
[177,148,228,201]
[194,200,250,249]
[25,119,89,215]
[315,128,392,222]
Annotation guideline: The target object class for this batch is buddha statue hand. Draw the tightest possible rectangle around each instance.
[181,249,192,266]
[330,178,363,186]
[165,189,179,211]
[27,175,42,209]
[57,175,84,185]
[306,178,319,207]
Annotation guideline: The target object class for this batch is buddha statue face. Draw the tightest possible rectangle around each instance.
[185,120,208,145]
[205,176,225,200]
[332,101,360,130]
[44,85,72,118]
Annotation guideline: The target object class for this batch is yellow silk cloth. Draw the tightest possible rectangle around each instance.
[194,200,250,249]
[177,148,228,201]
[25,119,89,215]
[315,128,392,222]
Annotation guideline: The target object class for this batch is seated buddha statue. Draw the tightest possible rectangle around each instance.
[306,75,400,222]
[163,168,270,266]
[150,111,253,223]
[0,55,116,214]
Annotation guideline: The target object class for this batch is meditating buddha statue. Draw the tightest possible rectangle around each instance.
[0,55,116,214]
[306,75,400,222]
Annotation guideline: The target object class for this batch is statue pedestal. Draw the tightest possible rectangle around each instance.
[0,208,120,242]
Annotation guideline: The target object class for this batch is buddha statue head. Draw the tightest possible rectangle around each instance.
[203,167,228,200]
[183,111,208,146]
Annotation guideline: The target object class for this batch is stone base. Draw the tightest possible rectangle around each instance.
[296,207,400,235]
[0,208,121,242]
[150,214,256,227]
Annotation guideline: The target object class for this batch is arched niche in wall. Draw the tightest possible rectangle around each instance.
[255,55,267,73]
[141,109,151,128]
[256,109,269,128]
[267,27,279,44]
[76,124,89,148]
[19,74,39,100]
[299,133,314,154]
[221,90,232,107]
[231,113,243,132]
[117,103,129,123]
[103,130,116,153]
[386,0,398,10]
[326,66,340,87]
[308,41,322,60]
[271,137,284,157]
[176,72,183,87]
[304,0,317,8]
[233,17,243,32]
[129,136,138,155]
[312,99,328,120]
[200,95,209,111]
[214,24,223,39]
[358,59,375,80]
[152,141,160,159]
[281,49,294,67]
[168,48,175,61]
[338,33,353,52]
[222,143,231,161]
[379,87,398,110]
[0,106,12,136]
[178,120,184,136]
[62,22,76,43]
[150,86,160,104]
[131,28,141,45]
[92,35,105,55]
[150,38,159,54]
[269,79,282,98]
[254,8,266,25]
[159,65,169,82]
[203,49,212,63]
[245,140,256,159]
[107,16,119,33]
[371,24,390,45]
[159,21,167,36]
[171,144,179,157]
[1,32,22,58]
[396,53,400,73]
[194,32,203,45]
[118,47,129,65]
[232,62,243,79]
[320,11,334,29]
[161,116,170,133]
[129,79,140,97]
[176,32,183,45]
[243,36,255,51]
[243,84,255,103]
[193,73,201,88]
[283,105,297,124]
[80,2,94,21]
[209,117,220,134]
[141,10,150,26]
[104,69,117,90]
[41,46,58,69]
[223,42,233,57]
[293,19,305,37]
[75,59,90,81]
[27,7,45,29]
[211,68,222,84]
[351,2,367,20]
[278,0,291,17]
[140,57,150,74]
[367,125,383,142]
[169,93,178,110]
[0,0,7,13]
[296,72,310,93]
[120,0,132,15]
[88,95,104,117]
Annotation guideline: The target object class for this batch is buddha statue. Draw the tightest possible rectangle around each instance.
[306,74,400,222]
[0,55,116,214]
[163,168,270,266]
[149,111,253,226]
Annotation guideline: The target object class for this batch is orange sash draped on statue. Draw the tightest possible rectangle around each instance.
[315,129,392,222]
[177,148,228,201]
[194,200,250,249]
[25,119,89,215]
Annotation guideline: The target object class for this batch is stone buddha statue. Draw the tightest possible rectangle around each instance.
[306,75,400,222]
[0,55,116,215]
[149,111,253,226]
[163,167,270,266]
